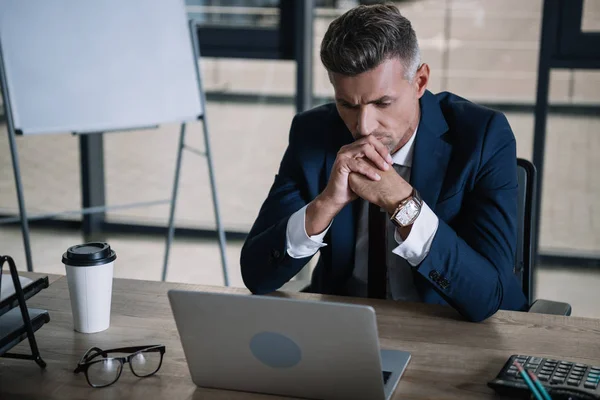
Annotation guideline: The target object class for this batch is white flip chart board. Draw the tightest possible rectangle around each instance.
[0,0,203,135]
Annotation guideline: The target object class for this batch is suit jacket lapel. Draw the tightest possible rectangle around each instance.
[411,90,451,207]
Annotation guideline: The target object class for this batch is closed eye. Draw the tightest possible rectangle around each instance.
[339,102,360,110]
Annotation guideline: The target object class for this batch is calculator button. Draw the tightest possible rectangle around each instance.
[542,366,554,372]
[585,381,599,389]
[570,372,584,378]
[554,372,567,378]
[542,371,554,376]
[573,366,587,372]
[559,362,573,367]
[538,374,551,381]
[589,373,600,379]
[568,379,580,386]
[506,369,518,377]
[575,363,587,368]
[552,377,565,384]
[529,357,543,363]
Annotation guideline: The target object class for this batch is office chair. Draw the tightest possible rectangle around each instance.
[283,159,572,316]
[516,158,571,316]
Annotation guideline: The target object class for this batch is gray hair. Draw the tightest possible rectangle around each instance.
[320,3,421,81]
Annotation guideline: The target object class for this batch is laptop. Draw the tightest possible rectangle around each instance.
[168,290,411,400]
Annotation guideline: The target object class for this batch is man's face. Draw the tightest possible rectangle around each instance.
[330,58,429,154]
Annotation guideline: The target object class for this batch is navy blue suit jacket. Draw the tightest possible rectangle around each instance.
[241,90,527,322]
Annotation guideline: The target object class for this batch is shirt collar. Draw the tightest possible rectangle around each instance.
[391,124,418,167]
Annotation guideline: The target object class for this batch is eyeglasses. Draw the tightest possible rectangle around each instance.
[74,345,165,388]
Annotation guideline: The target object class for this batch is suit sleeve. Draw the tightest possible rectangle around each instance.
[416,113,527,322]
[240,115,316,294]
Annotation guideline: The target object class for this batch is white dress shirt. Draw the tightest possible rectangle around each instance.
[285,129,439,300]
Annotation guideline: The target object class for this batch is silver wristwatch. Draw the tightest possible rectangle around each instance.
[390,189,423,228]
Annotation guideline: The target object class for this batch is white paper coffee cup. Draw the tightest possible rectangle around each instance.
[62,243,116,333]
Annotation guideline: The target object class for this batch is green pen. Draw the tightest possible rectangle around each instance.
[513,360,543,400]
[527,369,552,400]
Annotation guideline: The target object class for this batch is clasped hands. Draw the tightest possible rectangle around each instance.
[305,135,413,237]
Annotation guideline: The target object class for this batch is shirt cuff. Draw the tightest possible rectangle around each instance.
[392,201,439,267]
[286,205,331,259]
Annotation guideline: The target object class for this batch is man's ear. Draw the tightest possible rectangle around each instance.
[414,63,430,98]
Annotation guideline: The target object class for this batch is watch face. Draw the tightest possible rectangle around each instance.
[395,199,420,226]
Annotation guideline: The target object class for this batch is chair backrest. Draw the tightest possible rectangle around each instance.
[516,158,537,306]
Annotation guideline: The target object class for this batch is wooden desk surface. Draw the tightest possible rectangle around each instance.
[1,274,599,400]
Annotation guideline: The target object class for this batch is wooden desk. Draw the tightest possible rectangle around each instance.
[1,274,599,399]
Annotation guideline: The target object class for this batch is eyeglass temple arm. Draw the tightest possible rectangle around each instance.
[103,345,165,354]
[74,347,106,373]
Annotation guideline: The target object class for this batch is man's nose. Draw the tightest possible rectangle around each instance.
[356,107,377,137]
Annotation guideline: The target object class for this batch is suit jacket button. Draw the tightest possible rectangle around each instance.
[429,271,440,280]
[271,249,281,259]
[440,279,450,289]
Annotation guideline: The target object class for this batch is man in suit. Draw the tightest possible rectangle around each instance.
[240,4,527,322]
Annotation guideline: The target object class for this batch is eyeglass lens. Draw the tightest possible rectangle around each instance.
[130,349,162,377]
[87,358,123,387]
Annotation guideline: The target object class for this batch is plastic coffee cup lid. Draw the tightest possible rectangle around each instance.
[62,242,117,267]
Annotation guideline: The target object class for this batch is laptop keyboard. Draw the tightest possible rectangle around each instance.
[383,371,392,384]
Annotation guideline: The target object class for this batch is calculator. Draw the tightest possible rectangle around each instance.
[488,354,600,399]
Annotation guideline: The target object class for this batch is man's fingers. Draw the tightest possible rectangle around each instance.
[338,136,393,170]
[347,158,381,181]
[366,135,393,164]
[361,144,390,171]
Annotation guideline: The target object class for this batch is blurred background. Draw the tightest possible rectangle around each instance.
[1,0,599,316]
